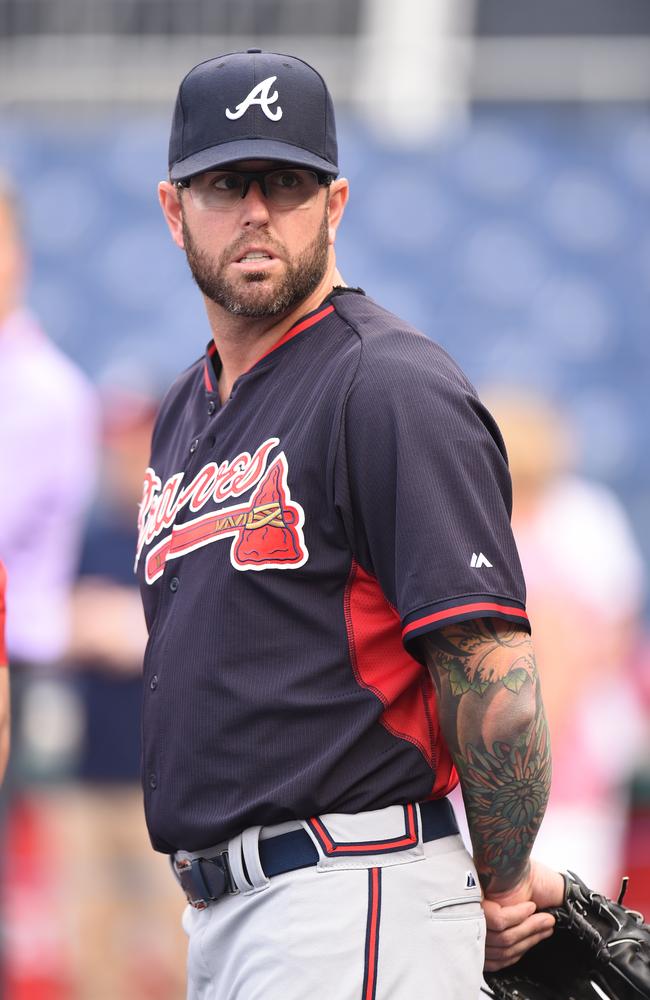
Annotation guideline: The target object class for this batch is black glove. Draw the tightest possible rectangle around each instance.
[482,871,650,999]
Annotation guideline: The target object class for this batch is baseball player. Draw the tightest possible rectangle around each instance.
[138,49,564,998]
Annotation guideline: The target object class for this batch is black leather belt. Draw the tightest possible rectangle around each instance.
[175,798,458,909]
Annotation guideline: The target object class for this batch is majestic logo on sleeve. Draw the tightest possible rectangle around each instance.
[225,76,282,121]
[136,437,307,584]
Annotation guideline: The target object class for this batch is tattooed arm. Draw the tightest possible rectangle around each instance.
[421,618,564,968]
[422,618,549,892]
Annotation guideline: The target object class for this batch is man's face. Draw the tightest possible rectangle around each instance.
[179,161,331,318]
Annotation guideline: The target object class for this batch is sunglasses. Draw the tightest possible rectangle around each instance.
[176,168,332,211]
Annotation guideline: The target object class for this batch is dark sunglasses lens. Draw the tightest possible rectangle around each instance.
[188,169,321,209]
[266,170,320,205]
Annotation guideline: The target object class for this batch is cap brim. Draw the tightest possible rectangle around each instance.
[170,138,338,181]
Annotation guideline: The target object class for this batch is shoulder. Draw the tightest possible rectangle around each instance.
[151,356,204,440]
[158,355,204,406]
[332,292,479,426]
[332,291,474,395]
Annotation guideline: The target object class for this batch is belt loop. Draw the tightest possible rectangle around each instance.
[415,802,424,848]
[241,826,270,892]
[227,832,252,893]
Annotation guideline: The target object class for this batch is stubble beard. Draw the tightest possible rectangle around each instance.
[182,206,330,318]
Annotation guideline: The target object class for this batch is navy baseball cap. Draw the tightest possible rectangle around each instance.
[168,49,339,182]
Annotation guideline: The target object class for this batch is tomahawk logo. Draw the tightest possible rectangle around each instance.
[225,76,282,121]
[136,438,308,583]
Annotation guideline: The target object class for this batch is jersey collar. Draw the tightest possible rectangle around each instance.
[202,300,335,395]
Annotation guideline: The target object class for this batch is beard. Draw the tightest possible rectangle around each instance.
[182,205,330,318]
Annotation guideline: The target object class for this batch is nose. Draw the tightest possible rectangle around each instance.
[240,180,271,226]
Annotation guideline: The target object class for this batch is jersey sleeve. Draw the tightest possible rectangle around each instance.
[335,332,530,659]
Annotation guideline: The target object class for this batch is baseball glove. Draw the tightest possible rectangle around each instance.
[482,871,650,1000]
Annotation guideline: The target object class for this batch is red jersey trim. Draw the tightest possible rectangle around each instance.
[203,342,219,393]
[402,601,529,639]
[254,304,335,365]
[306,804,418,856]
[202,304,335,392]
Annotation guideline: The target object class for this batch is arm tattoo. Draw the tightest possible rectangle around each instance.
[421,618,551,896]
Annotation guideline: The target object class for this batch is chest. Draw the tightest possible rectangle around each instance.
[135,371,346,608]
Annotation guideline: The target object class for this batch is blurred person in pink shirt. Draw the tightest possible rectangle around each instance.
[0,172,98,678]
[0,170,98,994]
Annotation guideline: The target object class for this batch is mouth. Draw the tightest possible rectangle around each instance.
[235,249,275,264]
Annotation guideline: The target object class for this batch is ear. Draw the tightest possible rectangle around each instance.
[327,178,349,245]
[158,180,185,249]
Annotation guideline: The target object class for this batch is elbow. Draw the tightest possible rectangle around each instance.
[471,679,540,757]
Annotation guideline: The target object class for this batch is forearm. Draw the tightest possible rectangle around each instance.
[422,619,551,897]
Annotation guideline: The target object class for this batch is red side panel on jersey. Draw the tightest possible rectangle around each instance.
[344,561,457,798]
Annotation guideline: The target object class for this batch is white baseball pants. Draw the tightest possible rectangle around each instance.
[181,803,486,999]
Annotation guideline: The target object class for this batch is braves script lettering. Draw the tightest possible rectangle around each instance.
[136,437,308,583]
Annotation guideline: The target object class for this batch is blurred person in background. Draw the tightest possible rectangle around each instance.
[0,169,99,994]
[0,561,9,783]
[41,379,186,999]
[484,388,647,896]
[0,170,98,697]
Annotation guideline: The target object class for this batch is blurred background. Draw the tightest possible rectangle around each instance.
[0,1,649,997]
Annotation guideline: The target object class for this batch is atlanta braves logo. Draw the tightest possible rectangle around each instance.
[136,438,308,584]
[225,76,282,121]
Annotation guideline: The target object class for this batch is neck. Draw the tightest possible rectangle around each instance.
[207,260,346,404]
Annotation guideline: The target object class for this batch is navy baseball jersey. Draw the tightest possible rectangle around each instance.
[136,288,530,854]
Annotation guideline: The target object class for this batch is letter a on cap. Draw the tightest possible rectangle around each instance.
[225,76,283,122]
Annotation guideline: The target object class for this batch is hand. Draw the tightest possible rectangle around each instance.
[482,859,565,971]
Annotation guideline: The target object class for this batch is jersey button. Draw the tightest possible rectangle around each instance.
[169,576,180,592]
[148,773,158,789]
[150,674,158,690]
[207,400,216,415]
[189,438,199,454]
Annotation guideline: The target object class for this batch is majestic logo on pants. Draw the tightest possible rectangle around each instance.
[225,76,282,121]
[136,438,307,583]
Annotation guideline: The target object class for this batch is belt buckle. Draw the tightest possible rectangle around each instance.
[176,857,210,910]
[176,851,239,909]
